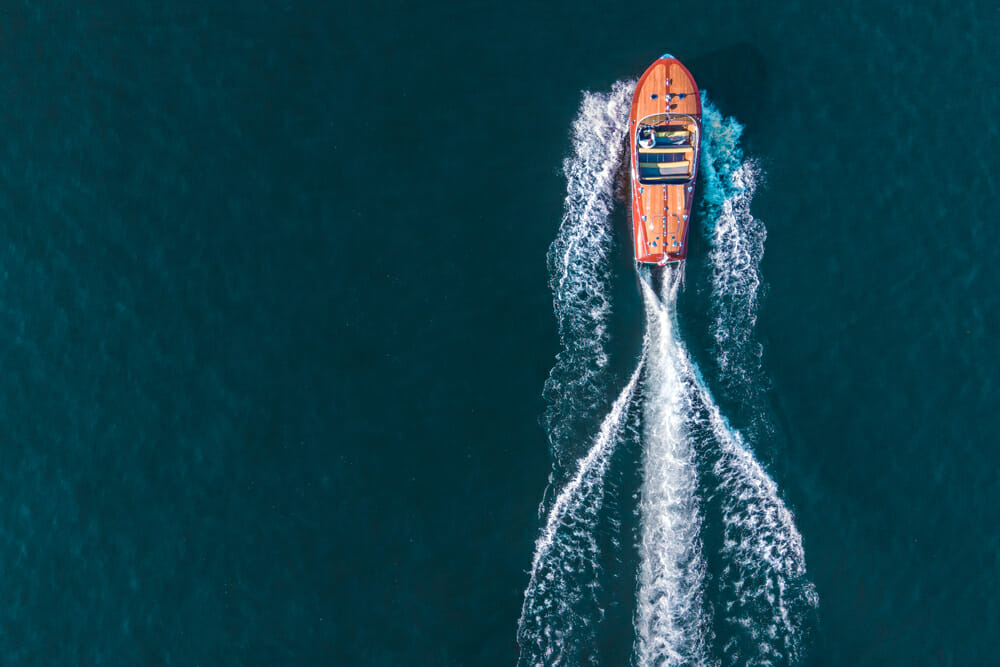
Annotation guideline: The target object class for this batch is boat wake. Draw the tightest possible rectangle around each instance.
[517,81,635,666]
[519,84,816,667]
[542,80,634,470]
[636,268,817,666]
[699,99,768,411]
[699,97,818,663]
[517,359,644,665]
[706,401,819,666]
[634,271,712,666]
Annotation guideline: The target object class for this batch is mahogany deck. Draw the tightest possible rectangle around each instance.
[629,56,702,264]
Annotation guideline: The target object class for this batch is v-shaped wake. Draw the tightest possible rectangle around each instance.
[517,84,817,667]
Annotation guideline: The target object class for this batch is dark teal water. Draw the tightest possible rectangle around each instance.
[1,1,997,664]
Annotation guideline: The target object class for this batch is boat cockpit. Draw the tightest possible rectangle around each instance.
[635,113,700,184]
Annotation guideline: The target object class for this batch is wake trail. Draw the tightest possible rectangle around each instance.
[518,80,637,666]
[702,393,818,666]
[635,259,815,665]
[635,271,714,667]
[699,98,767,406]
[543,81,634,468]
[517,358,645,666]
[699,97,818,664]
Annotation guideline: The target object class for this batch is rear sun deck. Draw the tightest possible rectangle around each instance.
[636,182,692,256]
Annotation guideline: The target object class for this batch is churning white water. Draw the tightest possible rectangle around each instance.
[699,98,768,401]
[542,81,634,465]
[634,272,713,667]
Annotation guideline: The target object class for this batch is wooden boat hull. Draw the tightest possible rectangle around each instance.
[629,55,702,264]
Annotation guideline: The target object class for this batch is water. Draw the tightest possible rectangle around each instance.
[1,1,998,665]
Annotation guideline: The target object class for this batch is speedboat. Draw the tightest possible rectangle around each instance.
[629,54,702,265]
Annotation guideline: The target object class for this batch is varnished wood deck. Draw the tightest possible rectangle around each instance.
[629,56,702,264]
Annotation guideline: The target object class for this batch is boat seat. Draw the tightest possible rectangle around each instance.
[639,160,691,174]
[654,132,692,147]
[640,147,692,154]
[655,130,690,138]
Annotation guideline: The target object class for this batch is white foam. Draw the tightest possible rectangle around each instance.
[543,80,634,462]
[699,99,767,395]
[708,162,765,380]
[701,391,818,665]
[635,268,815,665]
[634,273,714,667]
[529,359,646,578]
[517,358,645,665]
